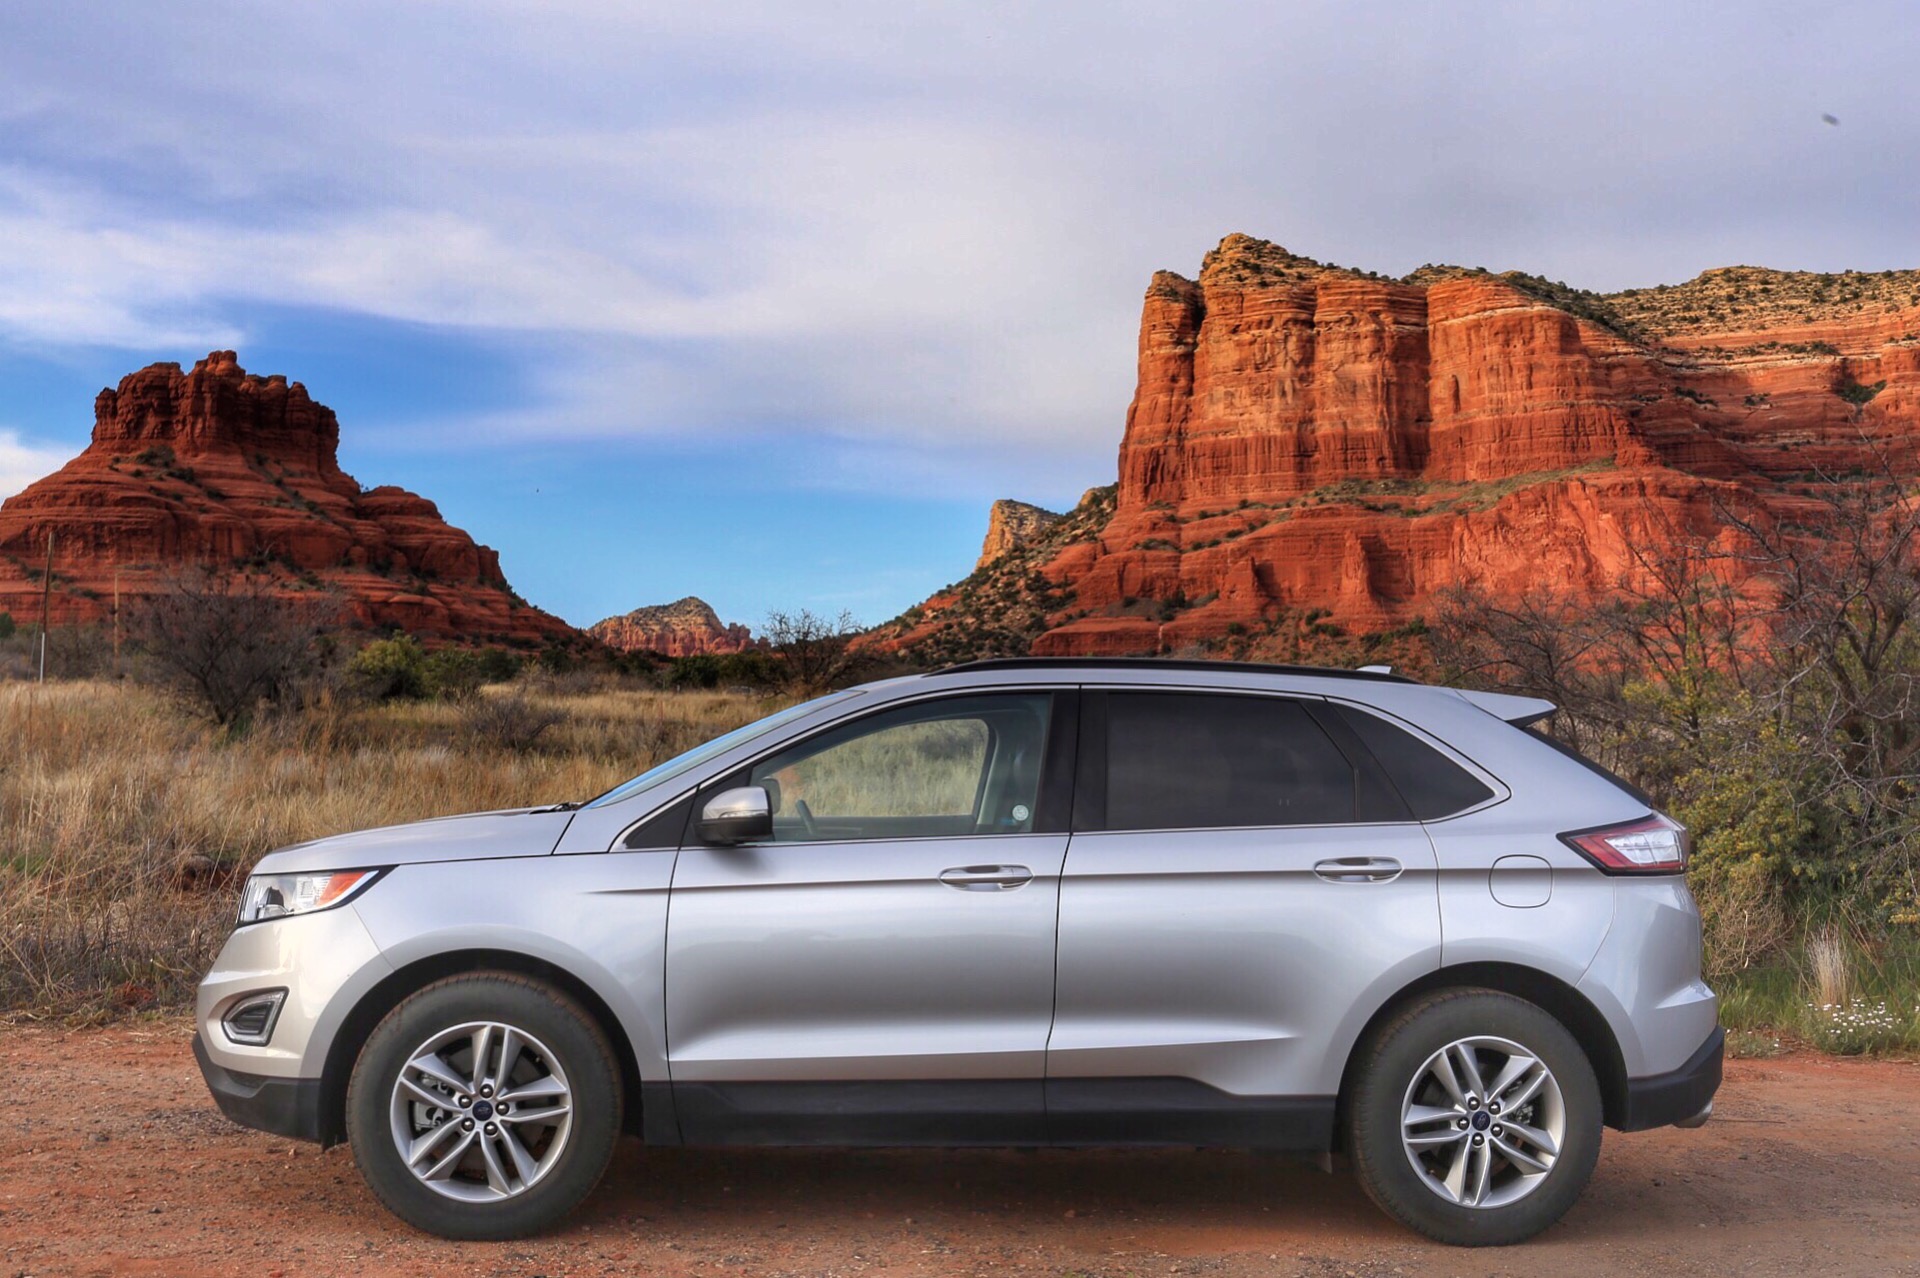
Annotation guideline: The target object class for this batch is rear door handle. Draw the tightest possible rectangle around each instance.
[939,864,1034,891]
[1314,856,1403,884]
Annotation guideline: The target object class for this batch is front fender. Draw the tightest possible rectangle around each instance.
[343,854,675,1083]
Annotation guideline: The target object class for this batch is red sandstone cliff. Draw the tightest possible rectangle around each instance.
[587,597,755,657]
[883,235,1920,660]
[0,352,577,646]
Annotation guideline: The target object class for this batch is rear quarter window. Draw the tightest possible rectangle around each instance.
[1334,705,1496,819]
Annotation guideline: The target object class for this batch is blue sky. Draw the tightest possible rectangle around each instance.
[1,2,1914,630]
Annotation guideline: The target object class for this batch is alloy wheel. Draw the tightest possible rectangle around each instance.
[1399,1034,1566,1209]
[388,1020,575,1203]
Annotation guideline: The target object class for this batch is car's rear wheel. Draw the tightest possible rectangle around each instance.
[1347,989,1601,1246]
[345,973,623,1239]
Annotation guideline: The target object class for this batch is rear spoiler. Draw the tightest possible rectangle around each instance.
[1454,688,1556,728]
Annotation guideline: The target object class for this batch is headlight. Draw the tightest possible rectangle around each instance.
[237,868,387,925]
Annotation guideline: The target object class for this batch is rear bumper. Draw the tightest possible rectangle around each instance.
[1618,1025,1723,1132]
[193,1032,327,1144]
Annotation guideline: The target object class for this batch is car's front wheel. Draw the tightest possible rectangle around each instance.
[345,973,623,1239]
[1347,989,1602,1246]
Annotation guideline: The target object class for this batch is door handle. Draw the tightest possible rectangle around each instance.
[1314,856,1403,884]
[939,864,1034,891]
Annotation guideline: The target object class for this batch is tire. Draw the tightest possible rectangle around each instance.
[1347,989,1602,1246]
[345,973,624,1240]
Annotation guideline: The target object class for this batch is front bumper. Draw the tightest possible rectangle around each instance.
[193,1032,327,1143]
[1619,1025,1723,1131]
[194,903,389,1080]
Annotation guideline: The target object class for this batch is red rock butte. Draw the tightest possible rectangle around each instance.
[588,597,755,657]
[888,234,1920,658]
[0,352,575,645]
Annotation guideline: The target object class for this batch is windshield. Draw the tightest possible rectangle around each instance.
[582,689,862,809]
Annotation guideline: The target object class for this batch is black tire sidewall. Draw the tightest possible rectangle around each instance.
[1349,990,1603,1247]
[345,974,623,1240]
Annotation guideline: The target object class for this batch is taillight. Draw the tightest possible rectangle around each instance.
[1560,814,1689,874]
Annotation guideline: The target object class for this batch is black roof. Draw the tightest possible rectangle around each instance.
[930,656,1415,684]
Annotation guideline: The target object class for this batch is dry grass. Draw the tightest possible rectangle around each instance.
[1808,929,1854,1010]
[0,678,775,1018]
[1697,862,1793,980]
[1718,927,1920,1057]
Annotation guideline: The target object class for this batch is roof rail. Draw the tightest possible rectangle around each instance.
[930,656,1416,684]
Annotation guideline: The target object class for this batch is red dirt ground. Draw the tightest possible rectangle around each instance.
[1,1021,1915,1276]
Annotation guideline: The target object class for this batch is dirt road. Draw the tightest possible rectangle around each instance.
[1,1021,1915,1277]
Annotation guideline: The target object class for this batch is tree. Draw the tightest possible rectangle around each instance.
[1427,584,1627,757]
[135,567,335,729]
[1428,456,1920,929]
[763,608,868,695]
[1714,453,1920,896]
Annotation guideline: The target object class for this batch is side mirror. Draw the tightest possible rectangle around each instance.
[697,786,773,846]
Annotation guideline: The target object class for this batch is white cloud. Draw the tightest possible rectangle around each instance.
[0,427,73,500]
[0,0,1914,498]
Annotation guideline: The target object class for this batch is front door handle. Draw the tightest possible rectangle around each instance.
[939,864,1034,891]
[1314,856,1403,884]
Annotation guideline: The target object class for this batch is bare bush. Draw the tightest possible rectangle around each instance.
[764,607,869,695]
[133,567,336,729]
[1696,864,1793,979]
[1428,585,1628,754]
[460,684,565,752]
[0,622,123,681]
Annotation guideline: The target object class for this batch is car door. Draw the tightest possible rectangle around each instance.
[665,689,1075,1144]
[1045,687,1441,1148]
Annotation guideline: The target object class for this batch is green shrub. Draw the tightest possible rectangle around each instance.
[661,651,777,690]
[422,648,486,700]
[1837,377,1887,407]
[349,635,431,700]
[716,649,780,687]
[664,654,725,689]
[474,647,524,684]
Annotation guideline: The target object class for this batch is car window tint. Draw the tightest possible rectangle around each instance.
[1105,693,1355,830]
[1335,705,1495,818]
[749,693,1050,842]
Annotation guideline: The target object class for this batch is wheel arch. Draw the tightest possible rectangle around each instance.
[1333,962,1631,1140]
[315,949,646,1147]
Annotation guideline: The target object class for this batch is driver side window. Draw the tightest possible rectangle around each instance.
[747,693,1051,843]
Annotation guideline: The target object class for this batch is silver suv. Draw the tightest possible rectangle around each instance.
[193,658,1720,1246]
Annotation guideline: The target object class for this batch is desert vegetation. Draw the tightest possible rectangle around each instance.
[0,675,777,1017]
[7,519,1920,1062]
[0,588,906,1017]
[1428,464,1920,1057]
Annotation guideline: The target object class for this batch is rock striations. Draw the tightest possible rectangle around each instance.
[0,352,575,645]
[587,597,755,657]
[882,234,1920,660]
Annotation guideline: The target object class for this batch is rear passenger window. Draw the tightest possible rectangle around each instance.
[1334,705,1495,819]
[1104,693,1355,829]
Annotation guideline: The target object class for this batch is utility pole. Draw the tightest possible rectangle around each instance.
[113,566,121,666]
[37,529,53,683]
